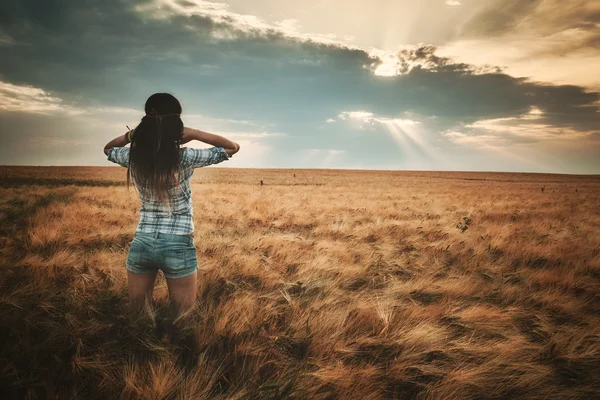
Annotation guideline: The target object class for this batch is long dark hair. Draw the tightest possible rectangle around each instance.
[127,93,183,204]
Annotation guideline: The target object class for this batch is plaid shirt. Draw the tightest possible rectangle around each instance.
[107,146,230,235]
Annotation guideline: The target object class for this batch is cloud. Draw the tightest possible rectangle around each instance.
[436,0,600,92]
[371,44,505,77]
[337,110,420,128]
[150,0,354,46]
[338,111,374,121]
[0,80,144,119]
[0,0,598,171]
[0,81,66,114]
[458,0,600,52]
[441,105,596,150]
[0,33,15,45]
[0,0,596,134]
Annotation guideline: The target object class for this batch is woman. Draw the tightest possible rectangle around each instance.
[103,93,240,320]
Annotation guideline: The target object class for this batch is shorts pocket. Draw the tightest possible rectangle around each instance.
[163,249,188,270]
[127,241,148,267]
[162,248,197,277]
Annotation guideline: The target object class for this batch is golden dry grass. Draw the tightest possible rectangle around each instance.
[1,166,599,399]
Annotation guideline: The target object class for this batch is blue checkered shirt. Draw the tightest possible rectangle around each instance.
[107,146,230,235]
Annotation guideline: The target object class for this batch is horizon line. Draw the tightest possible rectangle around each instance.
[1,165,599,177]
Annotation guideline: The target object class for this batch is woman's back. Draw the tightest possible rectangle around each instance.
[107,146,230,235]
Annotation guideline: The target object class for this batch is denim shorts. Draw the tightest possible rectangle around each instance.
[126,231,198,279]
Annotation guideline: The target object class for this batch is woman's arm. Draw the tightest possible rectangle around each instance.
[182,127,240,156]
[103,131,132,155]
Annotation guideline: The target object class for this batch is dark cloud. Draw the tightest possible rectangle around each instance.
[523,82,599,130]
[391,45,600,133]
[398,44,502,74]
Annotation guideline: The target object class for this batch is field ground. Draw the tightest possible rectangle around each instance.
[1,166,599,399]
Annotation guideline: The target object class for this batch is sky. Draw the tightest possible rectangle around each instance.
[0,0,599,173]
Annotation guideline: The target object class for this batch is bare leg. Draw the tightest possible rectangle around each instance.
[127,269,158,317]
[165,271,197,318]
[165,272,198,371]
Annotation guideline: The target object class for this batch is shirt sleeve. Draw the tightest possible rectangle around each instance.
[183,147,230,168]
[107,147,130,168]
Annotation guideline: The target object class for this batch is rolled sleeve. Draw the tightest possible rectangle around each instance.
[183,147,230,168]
[107,147,130,167]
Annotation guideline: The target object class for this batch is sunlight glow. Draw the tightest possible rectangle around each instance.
[382,119,435,162]
[371,51,401,77]
[374,62,398,77]
[338,109,437,167]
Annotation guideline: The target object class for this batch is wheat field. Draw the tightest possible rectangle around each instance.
[0,166,599,399]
